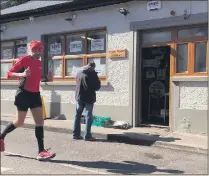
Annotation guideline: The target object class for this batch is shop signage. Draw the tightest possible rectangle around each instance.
[147,1,161,11]
[17,45,27,57]
[109,49,127,58]
[91,38,104,51]
[69,41,82,53]
[50,42,61,55]
[3,48,13,58]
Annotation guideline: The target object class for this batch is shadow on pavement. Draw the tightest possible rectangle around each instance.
[4,154,184,174]
[107,133,181,146]
[45,160,184,175]
[4,154,36,160]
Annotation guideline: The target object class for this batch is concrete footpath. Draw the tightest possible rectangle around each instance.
[1,115,207,155]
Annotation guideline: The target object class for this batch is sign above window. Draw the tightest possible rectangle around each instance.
[147,1,162,11]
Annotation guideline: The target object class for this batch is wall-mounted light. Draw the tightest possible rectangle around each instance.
[65,17,73,22]
[0,25,7,32]
[118,8,129,16]
[65,14,77,22]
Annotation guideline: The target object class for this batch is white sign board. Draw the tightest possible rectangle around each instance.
[149,81,165,98]
[89,58,106,76]
[17,45,27,57]
[91,39,104,51]
[147,1,161,11]
[71,66,81,76]
[50,43,61,55]
[54,62,62,76]
[69,41,82,53]
[3,48,13,58]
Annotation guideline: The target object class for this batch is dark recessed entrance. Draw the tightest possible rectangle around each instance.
[141,46,170,126]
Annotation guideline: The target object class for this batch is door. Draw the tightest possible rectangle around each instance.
[141,46,170,126]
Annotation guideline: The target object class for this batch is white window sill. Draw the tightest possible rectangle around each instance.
[171,76,208,82]
[1,81,108,86]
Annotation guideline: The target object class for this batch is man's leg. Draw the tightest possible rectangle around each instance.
[1,89,28,152]
[30,106,56,160]
[73,101,84,139]
[0,110,27,152]
[84,103,95,141]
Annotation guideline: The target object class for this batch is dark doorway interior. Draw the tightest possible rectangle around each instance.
[141,46,170,126]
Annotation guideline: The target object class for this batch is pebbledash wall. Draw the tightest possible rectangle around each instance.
[1,1,208,135]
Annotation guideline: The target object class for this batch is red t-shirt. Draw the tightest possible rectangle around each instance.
[7,56,42,92]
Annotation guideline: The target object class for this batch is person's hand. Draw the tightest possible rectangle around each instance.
[19,67,31,78]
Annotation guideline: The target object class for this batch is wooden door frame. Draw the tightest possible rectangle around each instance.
[139,42,174,128]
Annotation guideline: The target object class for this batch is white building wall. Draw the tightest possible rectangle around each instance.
[179,82,208,110]
[1,1,208,109]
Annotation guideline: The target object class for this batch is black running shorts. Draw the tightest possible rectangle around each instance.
[14,89,42,111]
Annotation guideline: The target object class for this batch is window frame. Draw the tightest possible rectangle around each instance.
[141,24,208,77]
[86,54,107,80]
[174,42,190,76]
[1,38,27,80]
[173,24,208,76]
[44,28,107,81]
[173,41,208,77]
[193,40,208,75]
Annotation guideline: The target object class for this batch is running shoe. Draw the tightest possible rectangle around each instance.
[37,148,56,161]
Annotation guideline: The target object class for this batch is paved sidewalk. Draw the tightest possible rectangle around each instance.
[1,114,207,154]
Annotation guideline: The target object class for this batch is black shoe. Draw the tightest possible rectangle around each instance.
[73,136,83,140]
[84,137,96,141]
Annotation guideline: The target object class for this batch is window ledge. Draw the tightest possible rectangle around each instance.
[41,81,77,86]
[171,76,208,82]
[1,81,19,86]
[41,81,108,86]
[1,81,108,86]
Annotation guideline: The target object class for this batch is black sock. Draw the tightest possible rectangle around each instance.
[0,122,16,139]
[35,126,44,153]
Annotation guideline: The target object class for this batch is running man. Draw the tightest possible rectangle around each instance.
[0,40,56,161]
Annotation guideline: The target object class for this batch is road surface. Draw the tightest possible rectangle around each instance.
[1,125,207,175]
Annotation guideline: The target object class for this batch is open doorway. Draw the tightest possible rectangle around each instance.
[141,46,170,126]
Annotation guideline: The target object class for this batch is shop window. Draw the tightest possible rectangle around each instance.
[1,39,27,80]
[171,26,208,76]
[142,31,172,44]
[194,42,207,73]
[44,29,107,81]
[178,27,208,39]
[15,40,27,58]
[87,57,106,77]
[47,36,64,57]
[66,34,85,55]
[48,59,63,77]
[141,26,208,77]
[87,31,106,54]
[65,58,83,77]
[1,42,14,60]
[1,62,13,78]
[176,44,188,73]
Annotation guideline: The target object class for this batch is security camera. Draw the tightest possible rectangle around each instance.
[118,8,129,16]
[183,10,189,20]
